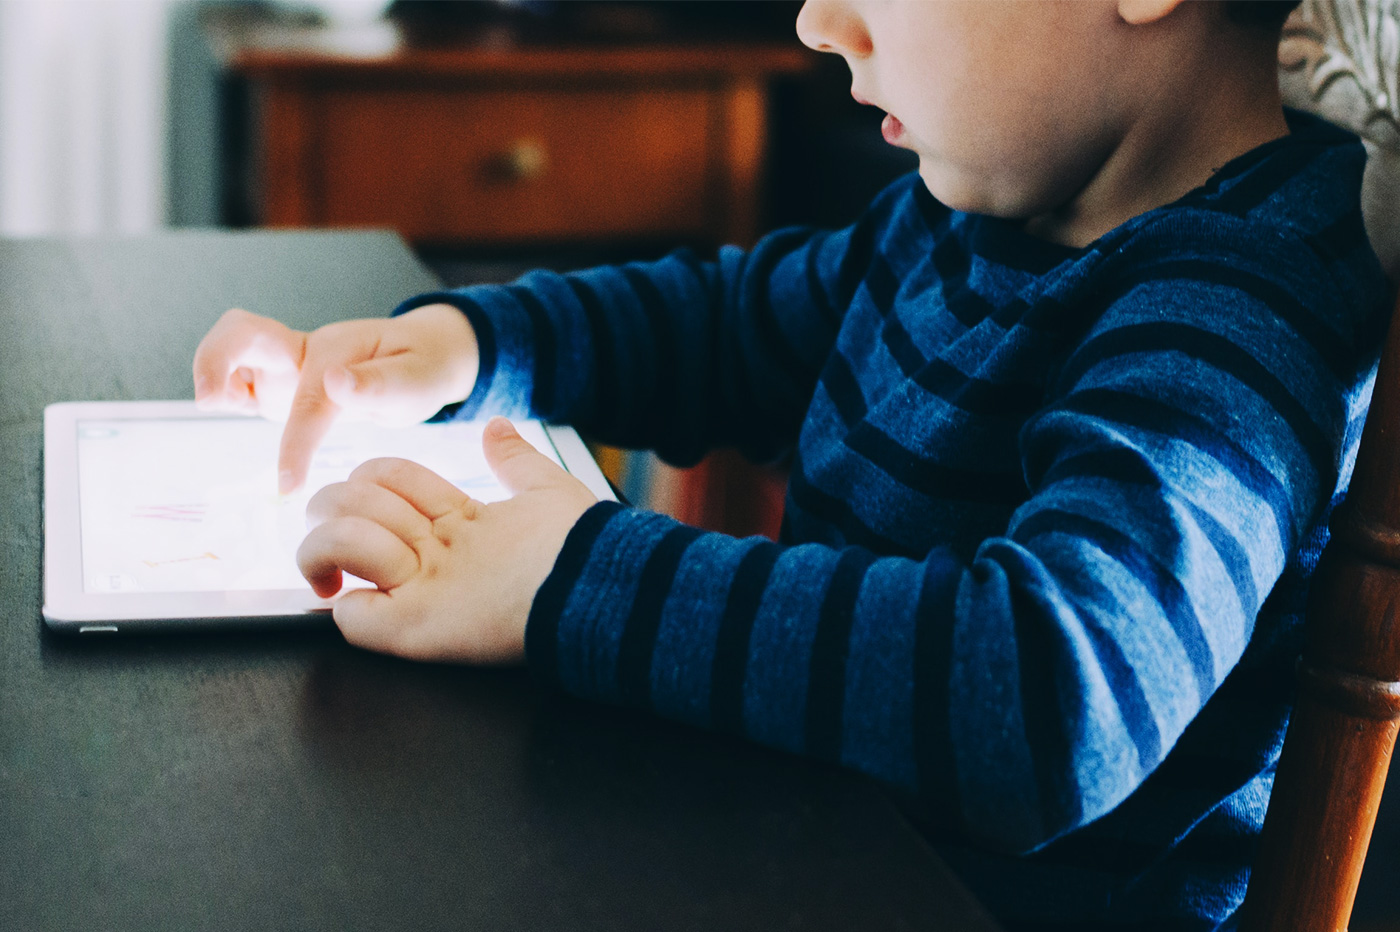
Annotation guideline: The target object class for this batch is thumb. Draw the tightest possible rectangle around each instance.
[482,417,568,494]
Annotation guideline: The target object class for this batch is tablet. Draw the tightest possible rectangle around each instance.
[43,401,616,633]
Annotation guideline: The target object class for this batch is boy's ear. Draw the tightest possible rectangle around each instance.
[1118,0,1185,25]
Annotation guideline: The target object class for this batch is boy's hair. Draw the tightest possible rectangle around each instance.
[1223,0,1303,30]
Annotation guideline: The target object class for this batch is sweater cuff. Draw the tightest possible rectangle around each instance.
[526,499,722,704]
[391,288,534,421]
[524,496,791,739]
[525,499,629,688]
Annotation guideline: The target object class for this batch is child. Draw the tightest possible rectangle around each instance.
[193,1,1391,928]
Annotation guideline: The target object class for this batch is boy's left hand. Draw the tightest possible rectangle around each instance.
[297,417,599,664]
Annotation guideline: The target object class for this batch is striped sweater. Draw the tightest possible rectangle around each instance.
[396,109,1391,929]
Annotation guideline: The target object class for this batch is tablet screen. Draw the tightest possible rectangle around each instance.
[75,417,560,594]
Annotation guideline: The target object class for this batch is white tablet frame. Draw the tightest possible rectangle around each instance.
[43,401,616,633]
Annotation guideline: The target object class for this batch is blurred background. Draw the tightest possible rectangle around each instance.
[0,0,914,246]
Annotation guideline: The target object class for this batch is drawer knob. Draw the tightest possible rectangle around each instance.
[497,140,548,181]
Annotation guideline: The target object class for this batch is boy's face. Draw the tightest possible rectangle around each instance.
[796,0,1138,221]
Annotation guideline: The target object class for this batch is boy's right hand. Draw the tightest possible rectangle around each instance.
[192,303,479,493]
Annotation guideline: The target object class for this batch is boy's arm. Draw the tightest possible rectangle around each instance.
[393,185,903,466]
[524,226,1383,854]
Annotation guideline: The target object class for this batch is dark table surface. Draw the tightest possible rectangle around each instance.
[0,231,1002,932]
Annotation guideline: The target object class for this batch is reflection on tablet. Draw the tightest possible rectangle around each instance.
[76,417,558,594]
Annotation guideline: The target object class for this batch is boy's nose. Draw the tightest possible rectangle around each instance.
[795,0,873,58]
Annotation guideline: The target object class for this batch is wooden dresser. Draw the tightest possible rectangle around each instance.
[210,11,811,250]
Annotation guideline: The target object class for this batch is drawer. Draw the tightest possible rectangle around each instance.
[307,84,717,243]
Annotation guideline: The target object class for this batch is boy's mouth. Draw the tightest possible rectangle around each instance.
[881,113,907,146]
[851,89,907,147]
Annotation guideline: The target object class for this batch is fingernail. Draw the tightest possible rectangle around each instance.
[279,469,295,495]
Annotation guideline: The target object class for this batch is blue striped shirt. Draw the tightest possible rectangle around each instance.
[397,109,1391,929]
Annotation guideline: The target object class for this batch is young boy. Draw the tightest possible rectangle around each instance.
[193,1,1391,928]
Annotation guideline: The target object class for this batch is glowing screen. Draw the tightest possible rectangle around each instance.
[75,417,559,594]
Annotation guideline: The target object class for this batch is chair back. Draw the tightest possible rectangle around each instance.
[1240,2,1400,929]
[1279,0,1400,279]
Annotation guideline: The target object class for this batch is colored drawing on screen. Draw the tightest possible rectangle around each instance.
[133,503,208,523]
[141,551,219,569]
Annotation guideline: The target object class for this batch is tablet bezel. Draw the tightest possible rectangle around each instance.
[42,401,616,633]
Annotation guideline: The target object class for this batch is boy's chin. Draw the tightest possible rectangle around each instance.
[917,162,1049,223]
[918,165,1004,217]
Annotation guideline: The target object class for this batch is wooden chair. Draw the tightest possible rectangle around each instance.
[1239,2,1400,929]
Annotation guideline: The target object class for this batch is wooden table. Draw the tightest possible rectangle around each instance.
[0,231,1001,931]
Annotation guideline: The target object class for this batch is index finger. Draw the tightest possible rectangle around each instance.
[278,367,340,494]
[276,319,392,494]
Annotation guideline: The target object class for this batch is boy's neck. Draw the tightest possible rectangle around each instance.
[1023,29,1290,249]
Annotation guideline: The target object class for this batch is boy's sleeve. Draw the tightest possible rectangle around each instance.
[524,226,1379,854]
[392,190,899,466]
